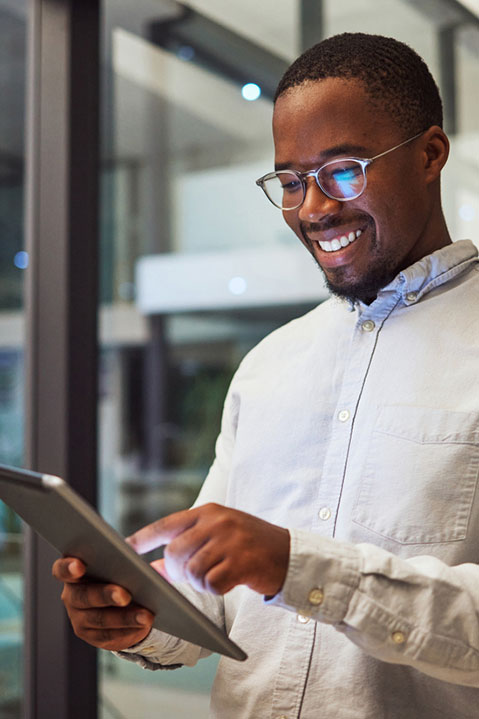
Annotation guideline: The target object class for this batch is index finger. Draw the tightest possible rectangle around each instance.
[52,557,86,582]
[127,508,197,555]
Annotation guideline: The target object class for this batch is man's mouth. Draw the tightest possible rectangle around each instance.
[318,229,363,253]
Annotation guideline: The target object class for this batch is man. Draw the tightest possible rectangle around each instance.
[54,33,479,717]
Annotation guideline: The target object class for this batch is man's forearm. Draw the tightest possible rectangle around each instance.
[267,529,479,687]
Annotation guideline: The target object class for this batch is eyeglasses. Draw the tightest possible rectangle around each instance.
[255,131,424,210]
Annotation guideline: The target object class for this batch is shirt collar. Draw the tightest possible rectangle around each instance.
[353,240,478,313]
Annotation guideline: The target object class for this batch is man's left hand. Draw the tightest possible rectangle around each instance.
[127,503,290,596]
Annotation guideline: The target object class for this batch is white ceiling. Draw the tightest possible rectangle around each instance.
[458,0,479,15]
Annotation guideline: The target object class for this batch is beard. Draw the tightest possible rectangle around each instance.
[319,258,399,305]
[301,217,400,305]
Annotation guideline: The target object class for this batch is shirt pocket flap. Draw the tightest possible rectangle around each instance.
[352,406,479,545]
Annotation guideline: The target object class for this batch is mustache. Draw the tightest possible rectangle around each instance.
[300,213,372,236]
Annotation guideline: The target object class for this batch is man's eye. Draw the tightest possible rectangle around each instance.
[281,178,301,192]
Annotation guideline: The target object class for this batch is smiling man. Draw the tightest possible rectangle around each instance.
[263,39,452,305]
[54,34,479,718]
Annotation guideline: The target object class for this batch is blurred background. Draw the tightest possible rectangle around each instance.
[0,0,478,716]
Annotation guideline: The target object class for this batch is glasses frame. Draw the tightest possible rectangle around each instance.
[255,130,425,210]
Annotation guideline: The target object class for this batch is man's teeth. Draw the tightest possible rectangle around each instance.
[319,229,362,253]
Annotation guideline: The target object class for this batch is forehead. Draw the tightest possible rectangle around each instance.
[273,78,396,165]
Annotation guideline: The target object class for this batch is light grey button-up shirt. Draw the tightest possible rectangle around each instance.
[121,240,479,718]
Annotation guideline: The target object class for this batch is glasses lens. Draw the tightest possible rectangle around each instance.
[318,160,365,200]
[262,171,303,209]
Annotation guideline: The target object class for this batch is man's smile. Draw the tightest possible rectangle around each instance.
[317,228,363,252]
[300,216,373,267]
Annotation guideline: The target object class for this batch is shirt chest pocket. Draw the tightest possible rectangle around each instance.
[352,406,479,544]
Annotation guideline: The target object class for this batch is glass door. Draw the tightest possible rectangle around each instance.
[98,2,308,717]
[0,1,27,716]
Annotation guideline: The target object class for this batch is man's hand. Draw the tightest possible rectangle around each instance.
[127,503,290,596]
[53,504,289,650]
[51,558,154,651]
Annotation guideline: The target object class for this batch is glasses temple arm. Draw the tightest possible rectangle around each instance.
[369,130,425,162]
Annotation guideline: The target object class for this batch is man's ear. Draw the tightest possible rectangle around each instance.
[421,125,449,185]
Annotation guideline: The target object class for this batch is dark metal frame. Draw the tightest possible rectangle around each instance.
[439,25,458,135]
[24,0,100,717]
[300,0,324,51]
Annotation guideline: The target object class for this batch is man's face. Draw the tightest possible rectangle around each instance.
[273,78,438,304]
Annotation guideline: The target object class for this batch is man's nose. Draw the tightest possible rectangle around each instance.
[298,177,342,223]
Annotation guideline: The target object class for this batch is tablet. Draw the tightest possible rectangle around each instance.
[0,463,247,661]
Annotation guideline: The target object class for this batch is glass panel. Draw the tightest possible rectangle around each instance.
[99,1,479,715]
[99,2,302,716]
[0,1,27,717]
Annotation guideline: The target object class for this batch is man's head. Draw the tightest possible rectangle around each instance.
[270,33,451,304]
[275,33,443,135]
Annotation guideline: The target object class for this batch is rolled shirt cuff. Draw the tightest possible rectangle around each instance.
[265,528,361,624]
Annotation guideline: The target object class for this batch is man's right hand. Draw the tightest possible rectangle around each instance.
[52,557,154,651]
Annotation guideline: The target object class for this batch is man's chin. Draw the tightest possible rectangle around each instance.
[317,263,395,306]
[325,280,374,305]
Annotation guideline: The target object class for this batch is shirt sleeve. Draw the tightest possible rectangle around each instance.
[115,626,213,671]
[266,528,479,687]
[113,573,226,670]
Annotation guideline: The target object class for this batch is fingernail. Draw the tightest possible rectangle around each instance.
[111,589,125,605]
[136,611,148,626]
[68,560,80,576]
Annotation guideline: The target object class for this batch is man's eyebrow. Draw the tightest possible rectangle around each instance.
[274,143,370,171]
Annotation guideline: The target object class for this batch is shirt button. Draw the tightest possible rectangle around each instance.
[406,291,417,302]
[361,320,375,332]
[318,507,331,521]
[338,409,350,422]
[308,588,324,606]
[297,613,311,624]
[391,631,406,645]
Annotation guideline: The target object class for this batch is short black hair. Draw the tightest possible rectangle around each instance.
[275,33,443,134]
